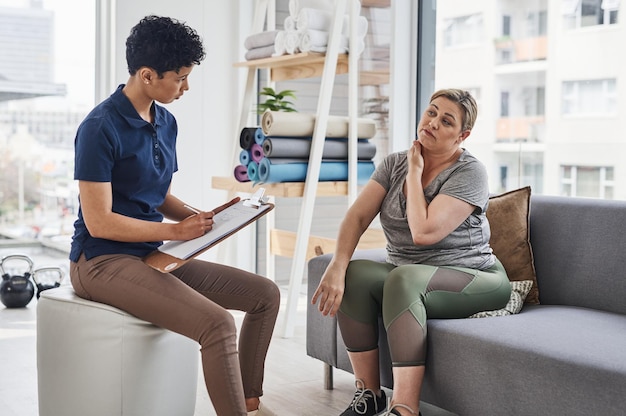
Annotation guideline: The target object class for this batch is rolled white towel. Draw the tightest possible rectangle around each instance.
[289,0,334,18]
[296,7,334,31]
[299,31,312,53]
[301,29,329,49]
[342,15,369,38]
[284,15,297,32]
[273,30,287,56]
[347,36,365,56]
[303,34,350,54]
[285,30,300,54]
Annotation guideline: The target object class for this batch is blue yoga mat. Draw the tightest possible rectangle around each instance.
[258,158,375,183]
[254,128,266,145]
[239,149,251,165]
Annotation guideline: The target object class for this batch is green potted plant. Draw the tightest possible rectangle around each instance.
[257,87,297,114]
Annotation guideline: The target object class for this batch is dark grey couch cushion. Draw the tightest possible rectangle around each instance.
[421,305,626,416]
[529,196,626,315]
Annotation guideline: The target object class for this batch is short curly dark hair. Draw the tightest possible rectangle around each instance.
[126,15,206,77]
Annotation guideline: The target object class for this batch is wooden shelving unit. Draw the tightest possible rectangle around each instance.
[233,52,349,82]
[212,176,351,198]
[218,0,385,337]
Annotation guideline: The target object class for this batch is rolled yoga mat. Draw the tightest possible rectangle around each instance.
[261,111,377,139]
[246,161,260,182]
[262,137,377,160]
[234,165,250,182]
[239,127,257,150]
[250,143,264,162]
[258,158,375,183]
[254,128,266,145]
[239,149,251,165]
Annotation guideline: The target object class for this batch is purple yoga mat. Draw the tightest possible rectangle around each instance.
[234,164,250,182]
[250,143,264,163]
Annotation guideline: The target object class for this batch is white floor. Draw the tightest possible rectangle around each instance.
[0,245,454,415]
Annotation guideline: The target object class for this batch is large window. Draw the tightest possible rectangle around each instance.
[0,1,95,242]
[562,79,617,116]
[432,0,624,199]
[443,13,483,48]
[561,165,614,198]
[564,0,620,29]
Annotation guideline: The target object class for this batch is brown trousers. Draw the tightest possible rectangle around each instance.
[70,253,280,416]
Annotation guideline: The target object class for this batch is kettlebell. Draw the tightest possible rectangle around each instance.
[32,266,64,299]
[0,254,35,308]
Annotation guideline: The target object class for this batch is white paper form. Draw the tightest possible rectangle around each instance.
[157,200,272,260]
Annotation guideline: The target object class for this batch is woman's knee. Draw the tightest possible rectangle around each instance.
[196,307,238,347]
[384,265,432,294]
[254,279,281,314]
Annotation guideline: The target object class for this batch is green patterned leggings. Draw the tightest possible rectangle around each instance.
[337,258,510,366]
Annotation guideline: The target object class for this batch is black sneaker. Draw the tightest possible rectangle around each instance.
[340,379,387,416]
[380,398,419,416]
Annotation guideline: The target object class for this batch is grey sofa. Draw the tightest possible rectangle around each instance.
[306,195,626,416]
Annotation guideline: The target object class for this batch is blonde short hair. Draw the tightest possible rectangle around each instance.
[430,89,478,132]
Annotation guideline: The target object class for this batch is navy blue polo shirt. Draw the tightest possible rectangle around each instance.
[69,84,178,261]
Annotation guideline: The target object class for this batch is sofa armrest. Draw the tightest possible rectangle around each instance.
[306,253,338,367]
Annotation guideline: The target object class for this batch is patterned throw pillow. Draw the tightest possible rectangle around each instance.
[469,280,534,318]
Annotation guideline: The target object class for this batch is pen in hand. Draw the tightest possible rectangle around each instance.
[183,204,201,215]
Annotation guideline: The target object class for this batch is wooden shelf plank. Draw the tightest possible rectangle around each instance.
[360,70,390,86]
[211,176,350,198]
[362,0,390,7]
[234,52,349,82]
[270,228,386,260]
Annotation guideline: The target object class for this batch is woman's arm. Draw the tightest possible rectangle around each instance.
[79,181,211,242]
[405,142,475,245]
[311,179,386,317]
[157,186,200,221]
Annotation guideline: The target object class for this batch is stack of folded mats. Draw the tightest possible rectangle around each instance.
[243,0,368,60]
[234,110,377,184]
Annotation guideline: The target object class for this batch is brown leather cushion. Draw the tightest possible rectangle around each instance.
[486,186,539,304]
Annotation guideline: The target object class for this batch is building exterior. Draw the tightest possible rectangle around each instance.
[0,2,66,101]
[435,0,624,199]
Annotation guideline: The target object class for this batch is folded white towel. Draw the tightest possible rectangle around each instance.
[245,44,276,61]
[244,30,280,50]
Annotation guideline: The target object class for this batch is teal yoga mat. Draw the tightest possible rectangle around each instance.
[258,158,375,183]
[247,161,260,182]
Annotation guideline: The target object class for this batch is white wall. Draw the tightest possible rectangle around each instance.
[112,0,254,266]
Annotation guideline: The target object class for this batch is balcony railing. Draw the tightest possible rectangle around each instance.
[495,36,548,64]
[496,116,545,142]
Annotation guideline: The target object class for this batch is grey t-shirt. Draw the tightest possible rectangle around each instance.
[371,149,495,269]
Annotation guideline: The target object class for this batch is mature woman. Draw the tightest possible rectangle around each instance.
[312,89,510,416]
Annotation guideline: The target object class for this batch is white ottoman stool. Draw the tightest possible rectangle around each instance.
[36,285,199,416]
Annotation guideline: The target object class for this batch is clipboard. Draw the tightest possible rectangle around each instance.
[143,190,274,272]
